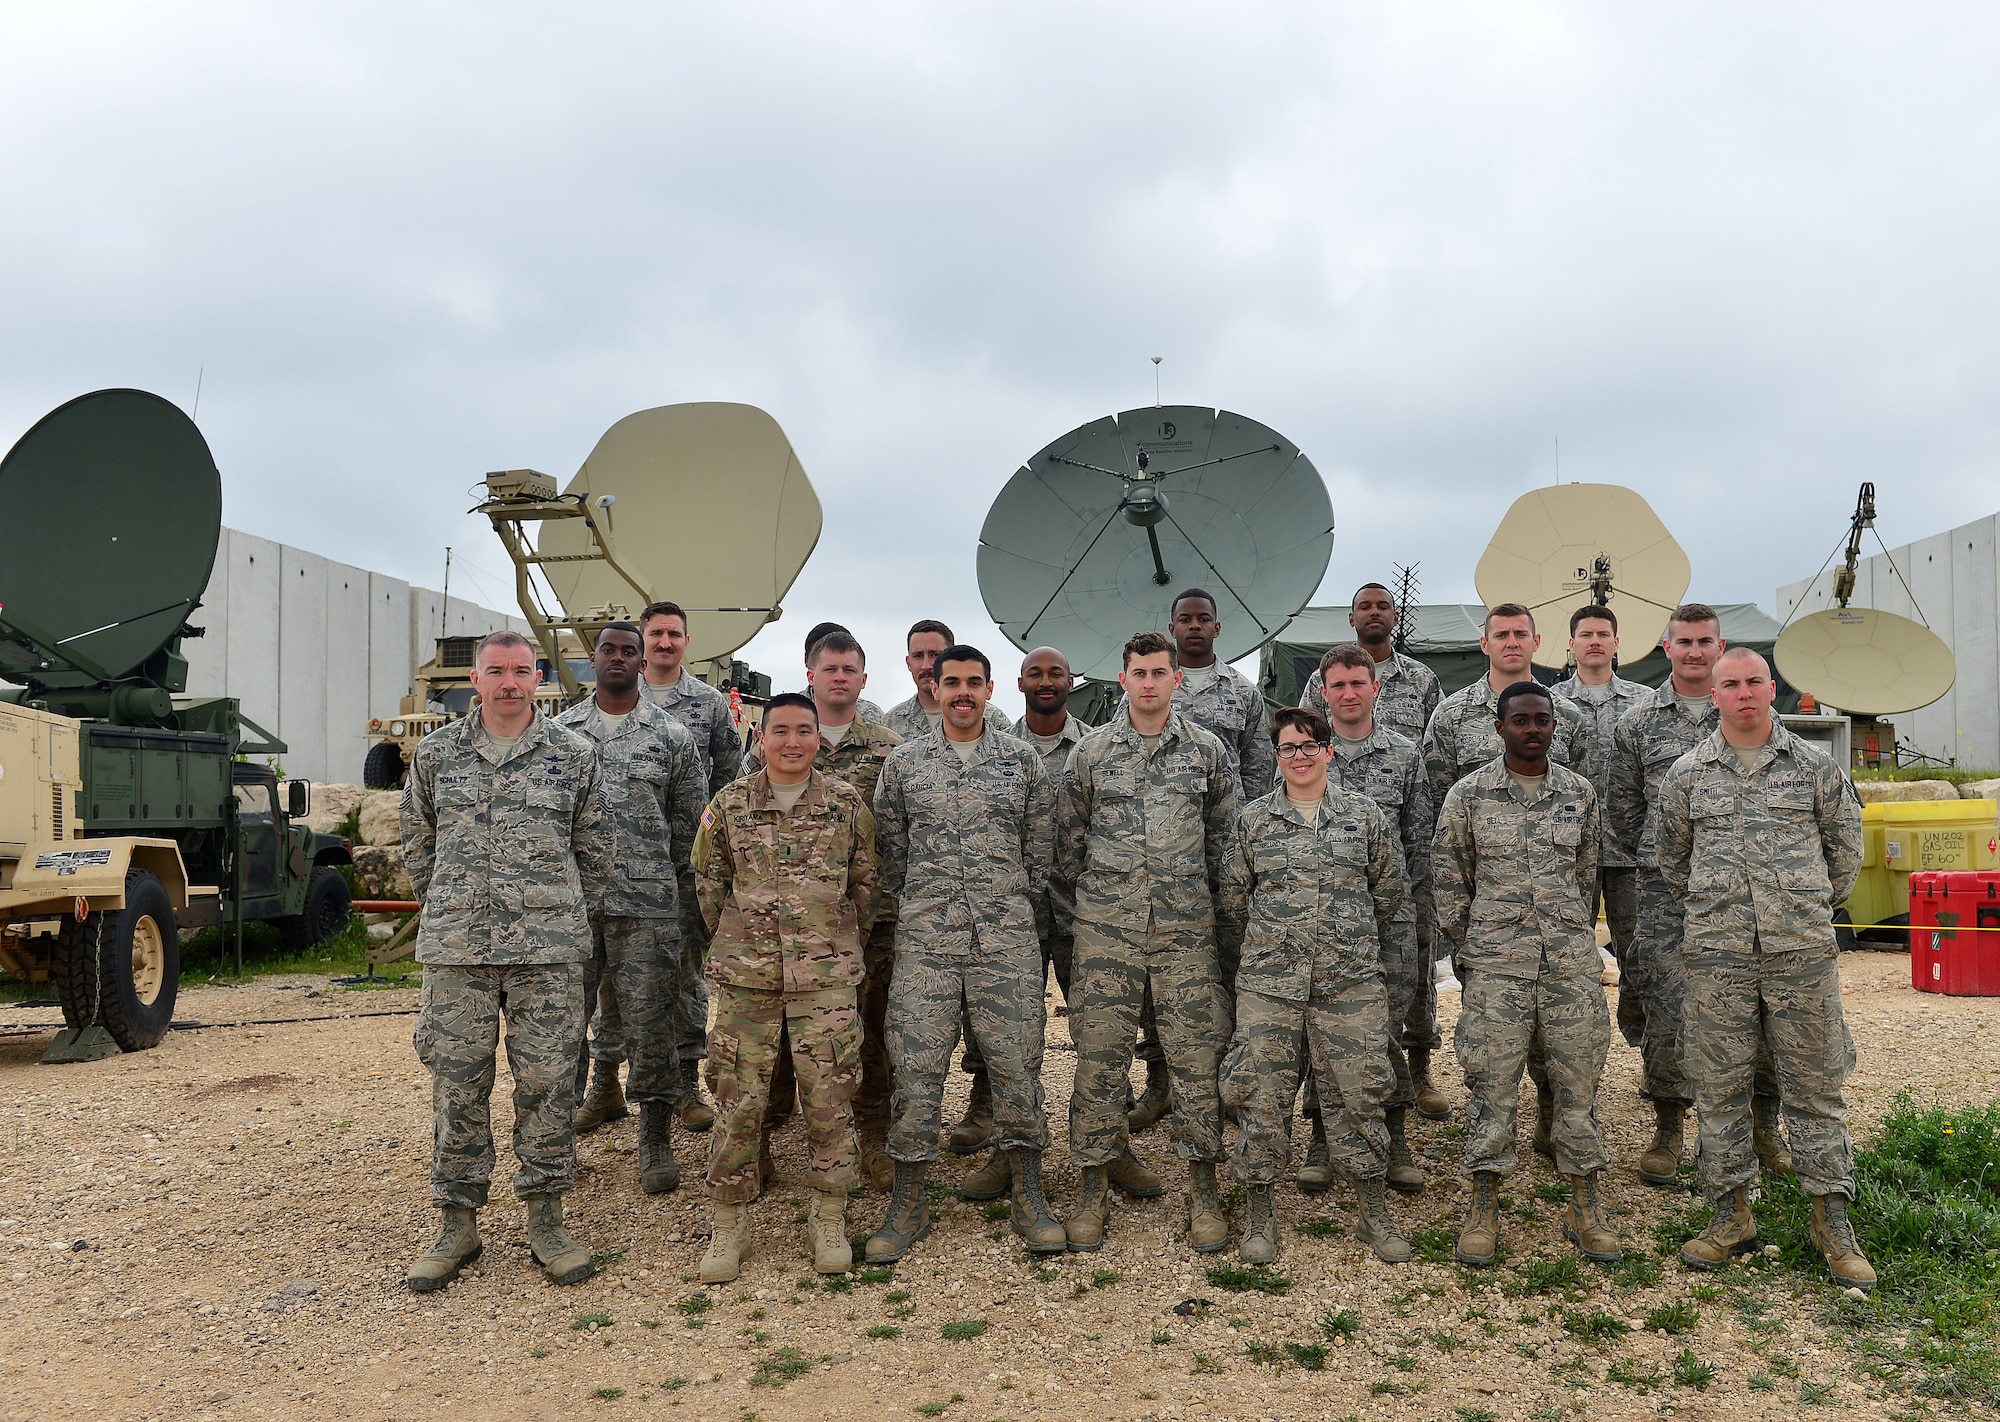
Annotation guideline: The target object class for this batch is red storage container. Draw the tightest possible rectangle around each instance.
[1907,871,2000,996]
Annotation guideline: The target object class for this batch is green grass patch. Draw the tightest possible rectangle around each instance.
[592,1388,624,1400]
[750,1348,820,1387]
[865,1324,900,1339]
[1089,1268,1120,1289]
[1672,1348,1717,1390]
[1285,1342,1328,1371]
[179,913,408,987]
[1205,1263,1293,1295]
[1242,1341,1285,1367]
[1454,1409,1498,1422]
[939,1319,987,1341]
[572,1312,614,1330]
[1319,1307,1361,1339]
[821,1274,852,1294]
[1151,1329,1172,1345]
[1295,1216,1344,1239]
[1645,1300,1698,1335]
[1506,1256,1583,1297]
[1853,766,1999,786]
[674,1293,709,1316]
[855,1267,894,1285]
[1408,1227,1458,1265]
[1190,1353,1226,1375]
[1559,1308,1629,1345]
[882,1289,911,1304]
[981,1201,1009,1221]
[1609,1252,1662,1288]
[1606,1357,1664,1392]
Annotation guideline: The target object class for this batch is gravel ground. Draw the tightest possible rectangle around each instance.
[0,953,1992,1422]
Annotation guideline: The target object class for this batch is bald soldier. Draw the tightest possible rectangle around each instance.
[1657,648,1875,1289]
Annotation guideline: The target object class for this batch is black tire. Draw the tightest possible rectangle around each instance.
[363,741,407,790]
[89,870,181,1052]
[1833,906,1860,954]
[280,866,352,952]
[52,914,108,1031]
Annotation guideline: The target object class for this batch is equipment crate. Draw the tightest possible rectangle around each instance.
[1908,870,2000,997]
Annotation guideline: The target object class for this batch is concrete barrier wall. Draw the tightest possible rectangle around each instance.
[183,528,527,783]
[1778,511,2000,770]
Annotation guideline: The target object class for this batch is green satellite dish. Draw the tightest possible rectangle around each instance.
[978,405,1334,682]
[0,389,222,691]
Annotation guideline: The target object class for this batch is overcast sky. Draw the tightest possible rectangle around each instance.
[5,3,1998,717]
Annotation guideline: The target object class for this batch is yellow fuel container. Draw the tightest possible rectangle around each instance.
[1847,798,2000,927]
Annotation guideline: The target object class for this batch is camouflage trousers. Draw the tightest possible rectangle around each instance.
[413,963,585,1209]
[1227,973,1393,1186]
[957,934,1079,1076]
[886,941,1050,1162]
[1401,912,1442,1052]
[576,916,683,1107]
[1626,868,1692,1104]
[1596,866,1640,1044]
[1068,917,1224,1166]
[705,982,860,1203]
[778,917,895,1133]
[672,905,713,1066]
[1303,918,1419,1117]
[1685,939,1856,1202]
[1454,963,1610,1177]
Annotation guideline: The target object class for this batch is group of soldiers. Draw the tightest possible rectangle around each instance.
[398,585,1878,1297]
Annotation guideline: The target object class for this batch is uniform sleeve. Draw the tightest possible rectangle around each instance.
[1205,742,1242,900]
[1302,672,1328,720]
[1216,809,1252,957]
[1421,669,1443,729]
[570,751,616,903]
[848,802,881,935]
[690,797,732,935]
[1557,700,1592,782]
[1422,708,1458,816]
[1576,782,1600,905]
[1020,750,1058,941]
[1367,801,1405,937]
[1606,711,1646,861]
[1656,765,1694,903]
[1400,751,1436,933]
[400,748,438,902]
[1053,743,1095,899]
[873,756,910,901]
[707,698,745,794]
[743,738,766,775]
[1431,786,1474,949]
[1238,693,1276,803]
[668,737,708,918]
[1820,761,1864,905]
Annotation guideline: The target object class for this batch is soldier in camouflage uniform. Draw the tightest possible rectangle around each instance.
[691,693,879,1281]
[865,645,1065,1263]
[747,630,904,1193]
[1657,648,1875,1289]
[1218,706,1411,1265]
[1434,681,1621,1268]
[556,623,707,1197]
[1058,631,1239,1255]
[1303,644,1435,1196]
[1419,603,1591,1130]
[881,618,1015,740]
[801,620,887,722]
[620,601,748,1134]
[402,631,615,1292]
[1300,582,1444,742]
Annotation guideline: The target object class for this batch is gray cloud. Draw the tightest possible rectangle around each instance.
[4,3,1997,717]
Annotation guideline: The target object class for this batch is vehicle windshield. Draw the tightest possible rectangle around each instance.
[233,783,275,821]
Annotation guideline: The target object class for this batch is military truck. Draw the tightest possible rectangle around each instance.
[0,389,355,1059]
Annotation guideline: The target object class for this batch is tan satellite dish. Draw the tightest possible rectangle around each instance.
[1773,482,1956,715]
[1473,483,1691,667]
[537,403,822,668]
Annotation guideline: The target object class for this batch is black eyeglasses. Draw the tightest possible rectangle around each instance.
[1275,741,1330,761]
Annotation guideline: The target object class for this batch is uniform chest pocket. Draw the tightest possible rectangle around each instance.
[1550,818,1584,848]
[1320,832,1368,867]
[434,774,482,809]
[524,780,576,814]
[1690,785,1734,821]
[1767,785,1816,817]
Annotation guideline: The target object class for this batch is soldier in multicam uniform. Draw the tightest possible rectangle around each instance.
[1421,603,1592,1143]
[1218,706,1411,1265]
[865,645,1066,1262]
[555,623,707,1197]
[1304,644,1435,1198]
[690,694,879,1282]
[1058,630,1239,1255]
[958,647,1170,1207]
[402,631,615,1292]
[745,630,904,1193]
[1303,584,1447,1120]
[578,600,745,1137]
[1434,681,1622,1269]
[1657,648,1875,1289]
[1301,583,1444,742]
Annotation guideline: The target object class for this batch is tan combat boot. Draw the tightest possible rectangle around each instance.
[700,1201,751,1283]
[1066,1166,1111,1252]
[523,1194,595,1286]
[1637,1099,1685,1187]
[958,1146,1012,1202]
[1296,1116,1335,1194]
[858,1126,895,1194]
[808,1189,852,1274]
[1563,1172,1623,1263]
[1385,1107,1425,1194]
[406,1206,481,1293]
[1680,1186,1757,1270]
[1810,1194,1877,1291]
[1409,1047,1450,1121]
[864,1160,932,1264]
[1007,1149,1068,1255]
[1107,1147,1168,1197]
[1531,1079,1556,1160]
[679,1091,716,1133]
[1754,1096,1795,1176]
[1456,1170,1502,1266]
[1127,1059,1173,1133]
[1239,1184,1279,1265]
[1355,1176,1413,1263]
[1187,1161,1230,1254]
[947,1072,996,1154]
[575,1059,629,1133]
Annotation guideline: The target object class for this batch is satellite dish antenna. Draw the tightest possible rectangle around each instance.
[977,405,1334,682]
[0,389,221,706]
[533,403,821,669]
[1774,483,1956,715]
[1473,483,1691,668]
